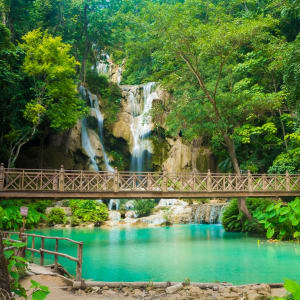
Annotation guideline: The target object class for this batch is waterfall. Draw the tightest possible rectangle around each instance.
[108,199,120,210]
[124,82,157,172]
[80,85,114,172]
[193,204,227,224]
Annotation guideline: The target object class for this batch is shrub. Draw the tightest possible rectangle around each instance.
[0,200,46,230]
[254,198,300,240]
[222,198,272,233]
[48,208,66,225]
[69,200,108,226]
[70,216,81,227]
[134,199,156,217]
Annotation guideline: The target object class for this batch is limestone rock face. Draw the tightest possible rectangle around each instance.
[162,138,216,173]
[67,121,82,153]
[112,111,132,144]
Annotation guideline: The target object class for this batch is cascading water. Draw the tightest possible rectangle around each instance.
[193,204,227,224]
[124,82,158,172]
[80,85,114,172]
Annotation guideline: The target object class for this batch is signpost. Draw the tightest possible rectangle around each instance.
[20,206,28,233]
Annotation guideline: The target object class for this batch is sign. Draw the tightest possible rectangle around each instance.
[20,206,28,217]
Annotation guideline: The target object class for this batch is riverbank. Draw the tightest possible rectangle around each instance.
[20,264,287,300]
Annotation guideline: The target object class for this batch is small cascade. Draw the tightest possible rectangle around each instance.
[122,82,158,172]
[108,199,120,210]
[80,85,114,172]
[193,204,227,224]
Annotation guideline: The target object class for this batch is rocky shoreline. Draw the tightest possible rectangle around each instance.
[22,264,287,300]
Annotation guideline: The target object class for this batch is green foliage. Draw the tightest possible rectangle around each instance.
[275,279,300,300]
[3,240,49,299]
[0,200,46,231]
[85,70,122,127]
[20,29,85,130]
[69,200,108,226]
[254,198,300,240]
[134,199,156,217]
[47,208,66,226]
[30,279,50,300]
[4,240,28,297]
[222,198,272,232]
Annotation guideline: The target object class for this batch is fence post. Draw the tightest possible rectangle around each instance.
[59,165,64,192]
[54,239,59,270]
[40,238,45,266]
[207,169,212,192]
[76,242,83,281]
[147,172,151,190]
[262,174,267,191]
[285,171,290,191]
[31,236,35,262]
[192,169,196,191]
[113,168,119,192]
[248,170,253,192]
[162,171,167,192]
[0,163,4,190]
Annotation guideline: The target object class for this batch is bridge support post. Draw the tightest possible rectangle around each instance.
[286,171,290,191]
[248,170,253,192]
[114,168,119,192]
[0,163,4,190]
[162,171,167,192]
[207,169,212,192]
[59,165,65,192]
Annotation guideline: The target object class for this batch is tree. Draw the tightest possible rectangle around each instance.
[7,29,85,167]
[122,0,280,219]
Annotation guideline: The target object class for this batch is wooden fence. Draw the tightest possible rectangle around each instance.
[2,231,83,280]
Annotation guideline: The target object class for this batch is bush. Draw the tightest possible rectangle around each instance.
[48,208,66,225]
[222,198,272,233]
[0,200,46,230]
[254,198,300,240]
[69,199,108,226]
[134,199,156,217]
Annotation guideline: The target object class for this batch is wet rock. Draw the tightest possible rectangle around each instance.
[246,291,266,300]
[189,286,203,297]
[132,288,144,297]
[125,210,137,218]
[166,283,183,294]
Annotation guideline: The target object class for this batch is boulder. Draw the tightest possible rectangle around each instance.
[166,283,183,294]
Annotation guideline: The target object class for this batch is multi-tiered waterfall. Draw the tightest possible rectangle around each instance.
[121,83,157,171]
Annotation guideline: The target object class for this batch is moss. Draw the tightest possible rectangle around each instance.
[150,127,171,171]
[85,70,122,127]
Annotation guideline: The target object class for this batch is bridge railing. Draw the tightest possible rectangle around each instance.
[0,164,299,193]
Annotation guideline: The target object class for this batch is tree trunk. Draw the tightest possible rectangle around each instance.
[223,133,252,221]
[0,234,11,299]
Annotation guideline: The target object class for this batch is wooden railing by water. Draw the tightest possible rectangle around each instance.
[2,231,83,280]
[0,164,300,198]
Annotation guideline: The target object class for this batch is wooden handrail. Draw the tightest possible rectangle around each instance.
[2,231,83,281]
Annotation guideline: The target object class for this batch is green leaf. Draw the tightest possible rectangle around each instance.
[32,289,49,300]
[293,231,300,238]
[266,227,275,239]
[280,207,290,215]
[284,279,300,294]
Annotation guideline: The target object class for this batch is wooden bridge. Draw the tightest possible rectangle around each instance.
[0,164,299,199]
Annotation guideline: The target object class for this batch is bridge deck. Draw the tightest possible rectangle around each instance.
[0,165,299,199]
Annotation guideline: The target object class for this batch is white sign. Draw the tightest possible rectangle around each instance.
[20,206,28,217]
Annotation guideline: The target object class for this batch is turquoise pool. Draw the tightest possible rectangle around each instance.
[28,224,300,284]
